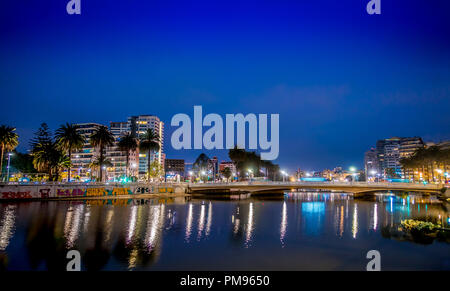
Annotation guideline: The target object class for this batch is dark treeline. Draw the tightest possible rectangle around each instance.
[229,146,281,180]
[192,147,282,181]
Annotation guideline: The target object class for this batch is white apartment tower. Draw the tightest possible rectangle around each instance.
[127,115,164,177]
[71,123,102,181]
[106,122,139,180]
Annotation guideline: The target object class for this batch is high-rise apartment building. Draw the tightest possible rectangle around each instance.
[71,123,102,181]
[127,115,164,177]
[374,136,424,178]
[106,122,139,180]
[208,156,219,178]
[364,147,380,179]
[376,137,401,176]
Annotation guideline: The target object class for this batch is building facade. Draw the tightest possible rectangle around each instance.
[106,122,139,181]
[127,115,164,177]
[399,137,424,159]
[165,159,185,180]
[364,147,380,180]
[374,136,424,178]
[71,123,102,181]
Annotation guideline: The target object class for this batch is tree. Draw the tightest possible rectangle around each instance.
[148,160,163,181]
[228,146,275,180]
[139,129,160,182]
[30,123,68,181]
[55,123,85,182]
[30,123,55,181]
[384,168,397,179]
[89,157,113,182]
[220,167,232,182]
[118,133,138,177]
[10,151,37,174]
[400,146,449,183]
[0,125,19,177]
[193,153,210,173]
[90,125,115,182]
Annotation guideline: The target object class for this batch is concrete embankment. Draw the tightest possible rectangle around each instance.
[0,183,188,201]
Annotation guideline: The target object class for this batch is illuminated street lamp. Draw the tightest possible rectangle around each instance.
[247,168,253,181]
[349,167,357,183]
[280,170,288,182]
[6,152,13,183]
[369,170,377,182]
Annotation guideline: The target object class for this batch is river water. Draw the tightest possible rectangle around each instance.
[0,192,449,271]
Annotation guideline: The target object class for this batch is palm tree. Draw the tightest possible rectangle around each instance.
[117,133,138,178]
[139,129,160,182]
[32,141,69,181]
[0,125,19,177]
[90,126,115,182]
[55,123,85,182]
[89,157,113,182]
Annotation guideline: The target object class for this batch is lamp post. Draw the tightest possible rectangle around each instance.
[349,167,356,184]
[6,152,13,183]
[370,170,377,182]
[281,170,287,182]
[102,166,107,183]
[201,170,206,183]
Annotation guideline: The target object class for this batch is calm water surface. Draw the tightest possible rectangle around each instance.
[0,192,449,271]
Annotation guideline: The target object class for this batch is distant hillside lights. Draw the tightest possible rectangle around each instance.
[171,106,279,160]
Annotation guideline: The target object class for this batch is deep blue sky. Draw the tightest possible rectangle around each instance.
[1,0,449,171]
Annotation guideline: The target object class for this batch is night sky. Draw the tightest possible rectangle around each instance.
[1,0,449,171]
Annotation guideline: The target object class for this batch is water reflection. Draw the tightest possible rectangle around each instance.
[280,201,287,246]
[185,203,193,242]
[0,193,448,270]
[245,202,254,248]
[373,204,378,231]
[197,203,206,240]
[352,204,358,239]
[63,204,84,248]
[0,205,16,251]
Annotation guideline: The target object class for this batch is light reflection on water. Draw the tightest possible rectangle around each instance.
[0,192,449,271]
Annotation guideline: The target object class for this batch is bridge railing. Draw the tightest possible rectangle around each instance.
[188,181,444,189]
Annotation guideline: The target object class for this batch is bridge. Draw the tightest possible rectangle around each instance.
[0,181,447,200]
[187,181,447,197]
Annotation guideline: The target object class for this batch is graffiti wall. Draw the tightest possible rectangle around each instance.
[0,184,183,200]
